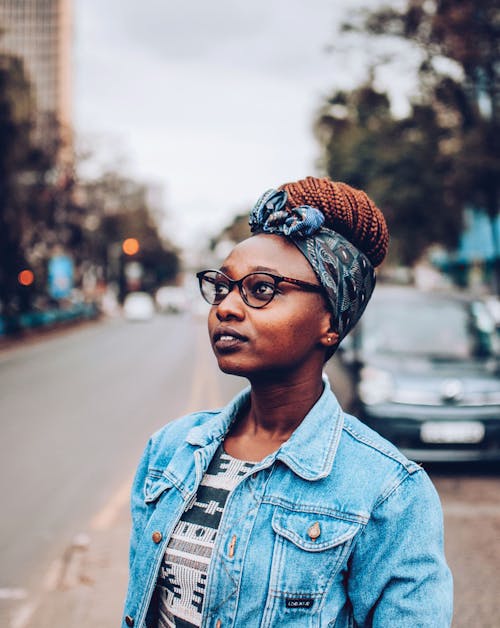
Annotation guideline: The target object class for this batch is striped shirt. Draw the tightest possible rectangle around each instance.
[155,444,256,628]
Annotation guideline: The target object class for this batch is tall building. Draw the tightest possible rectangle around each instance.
[0,0,73,161]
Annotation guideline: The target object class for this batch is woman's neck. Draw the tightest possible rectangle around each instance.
[244,371,324,440]
[223,369,325,461]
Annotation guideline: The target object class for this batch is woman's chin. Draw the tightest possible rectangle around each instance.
[217,360,248,376]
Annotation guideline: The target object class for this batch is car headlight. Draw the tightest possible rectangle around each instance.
[358,367,394,405]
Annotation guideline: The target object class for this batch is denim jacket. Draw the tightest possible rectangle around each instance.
[122,379,453,627]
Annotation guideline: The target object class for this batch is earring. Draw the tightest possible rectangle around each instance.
[327,336,332,343]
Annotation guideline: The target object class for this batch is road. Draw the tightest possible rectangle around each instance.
[0,314,499,626]
[0,313,246,625]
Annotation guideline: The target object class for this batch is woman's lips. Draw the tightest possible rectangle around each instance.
[213,328,248,351]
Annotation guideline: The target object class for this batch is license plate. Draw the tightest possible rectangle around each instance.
[420,421,485,444]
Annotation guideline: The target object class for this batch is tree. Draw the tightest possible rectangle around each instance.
[315,83,462,265]
[0,52,79,330]
[0,53,38,329]
[79,170,180,296]
[332,0,500,286]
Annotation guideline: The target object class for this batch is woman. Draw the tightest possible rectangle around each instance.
[122,177,453,628]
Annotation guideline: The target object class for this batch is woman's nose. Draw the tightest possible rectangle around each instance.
[215,286,245,320]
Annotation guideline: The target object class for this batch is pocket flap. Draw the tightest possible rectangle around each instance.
[272,507,360,551]
[144,471,175,503]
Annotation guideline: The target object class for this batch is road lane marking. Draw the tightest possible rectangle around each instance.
[42,558,64,592]
[0,588,27,600]
[11,601,37,628]
[90,476,133,531]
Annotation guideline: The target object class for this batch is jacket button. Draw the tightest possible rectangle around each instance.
[307,521,321,541]
[228,535,237,558]
[125,616,134,627]
[152,531,163,544]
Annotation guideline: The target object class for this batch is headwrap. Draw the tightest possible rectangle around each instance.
[249,188,376,342]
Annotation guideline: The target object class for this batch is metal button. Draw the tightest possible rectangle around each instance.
[152,531,163,544]
[125,615,134,627]
[228,535,237,558]
[307,522,321,541]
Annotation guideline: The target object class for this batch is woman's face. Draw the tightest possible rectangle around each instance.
[207,234,333,380]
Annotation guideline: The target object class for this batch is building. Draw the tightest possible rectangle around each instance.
[0,0,73,162]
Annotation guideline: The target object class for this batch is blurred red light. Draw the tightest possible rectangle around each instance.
[18,269,34,286]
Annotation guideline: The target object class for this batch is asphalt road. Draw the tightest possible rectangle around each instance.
[0,314,245,614]
[1,314,499,626]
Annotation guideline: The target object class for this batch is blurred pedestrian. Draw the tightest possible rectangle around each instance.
[122,176,453,627]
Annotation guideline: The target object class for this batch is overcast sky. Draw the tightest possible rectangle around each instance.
[74,0,411,249]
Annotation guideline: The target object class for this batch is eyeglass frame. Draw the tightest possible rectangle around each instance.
[196,269,324,309]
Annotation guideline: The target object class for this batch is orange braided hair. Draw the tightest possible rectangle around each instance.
[278,176,388,267]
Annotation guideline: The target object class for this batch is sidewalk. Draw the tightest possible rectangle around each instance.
[22,501,130,628]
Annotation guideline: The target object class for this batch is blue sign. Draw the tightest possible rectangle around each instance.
[48,254,74,299]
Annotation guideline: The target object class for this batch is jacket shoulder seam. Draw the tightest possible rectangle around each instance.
[342,420,420,474]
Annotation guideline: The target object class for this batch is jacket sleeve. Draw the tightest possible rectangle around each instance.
[347,469,453,627]
[129,438,152,570]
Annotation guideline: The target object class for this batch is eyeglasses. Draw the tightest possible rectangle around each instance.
[196,269,323,309]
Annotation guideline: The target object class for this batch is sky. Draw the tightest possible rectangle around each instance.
[74,0,413,250]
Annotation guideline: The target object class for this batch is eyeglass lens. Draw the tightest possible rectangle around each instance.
[200,271,277,307]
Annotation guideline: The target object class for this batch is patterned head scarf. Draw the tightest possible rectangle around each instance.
[249,188,377,343]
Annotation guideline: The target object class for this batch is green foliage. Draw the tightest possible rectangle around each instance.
[0,53,41,325]
[0,53,179,331]
[318,0,499,273]
[316,84,462,264]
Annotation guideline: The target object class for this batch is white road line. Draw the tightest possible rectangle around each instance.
[0,588,27,600]
[42,558,64,592]
[90,476,133,531]
[10,600,37,628]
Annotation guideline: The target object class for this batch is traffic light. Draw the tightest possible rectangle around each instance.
[122,238,140,256]
[18,269,34,286]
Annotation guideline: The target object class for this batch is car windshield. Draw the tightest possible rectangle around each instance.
[361,295,494,360]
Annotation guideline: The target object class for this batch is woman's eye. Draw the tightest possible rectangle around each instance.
[252,282,274,297]
[214,282,229,295]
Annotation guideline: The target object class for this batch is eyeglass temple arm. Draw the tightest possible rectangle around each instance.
[280,276,323,291]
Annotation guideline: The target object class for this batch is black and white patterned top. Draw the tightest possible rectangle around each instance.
[155,444,256,628]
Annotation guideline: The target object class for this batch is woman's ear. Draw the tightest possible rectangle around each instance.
[321,331,339,349]
[319,313,339,349]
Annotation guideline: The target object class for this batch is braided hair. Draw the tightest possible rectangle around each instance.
[278,176,388,267]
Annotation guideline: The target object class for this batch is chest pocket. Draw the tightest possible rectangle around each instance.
[263,507,362,627]
[271,506,361,594]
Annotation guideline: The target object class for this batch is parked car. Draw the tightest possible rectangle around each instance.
[155,286,189,314]
[123,291,155,321]
[338,285,500,462]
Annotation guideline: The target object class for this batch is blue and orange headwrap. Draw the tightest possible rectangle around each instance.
[249,179,388,344]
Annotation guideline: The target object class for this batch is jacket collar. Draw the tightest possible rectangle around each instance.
[186,375,344,481]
